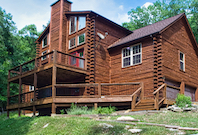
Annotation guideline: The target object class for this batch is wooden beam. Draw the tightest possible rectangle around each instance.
[52,65,57,114]
[94,103,98,110]
[7,82,10,118]
[55,83,98,88]
[33,72,37,116]
[98,83,101,97]
[166,84,180,90]
[180,81,185,94]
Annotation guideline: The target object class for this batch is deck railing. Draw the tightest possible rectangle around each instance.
[8,82,142,105]
[8,50,85,79]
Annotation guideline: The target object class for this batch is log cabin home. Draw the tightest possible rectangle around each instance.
[7,0,198,117]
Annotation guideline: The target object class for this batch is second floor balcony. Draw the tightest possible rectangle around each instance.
[8,50,87,86]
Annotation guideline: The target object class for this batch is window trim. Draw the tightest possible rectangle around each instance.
[42,35,48,48]
[122,43,142,68]
[179,51,185,71]
[78,33,86,46]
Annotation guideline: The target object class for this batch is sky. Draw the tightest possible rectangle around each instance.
[0,0,156,32]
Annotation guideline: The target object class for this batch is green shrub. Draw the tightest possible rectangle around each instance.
[175,94,192,108]
[60,109,65,114]
[94,106,116,115]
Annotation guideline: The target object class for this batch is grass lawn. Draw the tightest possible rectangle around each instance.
[0,111,198,135]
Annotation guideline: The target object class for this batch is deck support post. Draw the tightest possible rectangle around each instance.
[94,103,98,110]
[7,82,10,118]
[98,83,101,98]
[18,66,22,117]
[33,72,37,116]
[131,94,137,111]
[180,81,185,94]
[155,91,159,110]
[51,64,57,115]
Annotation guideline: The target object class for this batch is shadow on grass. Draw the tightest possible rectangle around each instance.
[87,125,131,135]
[0,112,35,135]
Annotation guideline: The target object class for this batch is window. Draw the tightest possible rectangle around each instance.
[78,17,86,30]
[29,85,34,91]
[69,50,84,68]
[69,37,76,49]
[78,33,85,45]
[70,16,77,34]
[180,51,185,71]
[42,35,48,48]
[122,43,142,68]
[41,50,47,60]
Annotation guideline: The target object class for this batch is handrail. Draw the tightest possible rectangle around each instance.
[57,50,85,60]
[101,82,140,86]
[153,84,166,95]
[131,87,142,97]
[166,84,180,90]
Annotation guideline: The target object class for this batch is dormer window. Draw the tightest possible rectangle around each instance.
[69,16,86,35]
[42,35,48,48]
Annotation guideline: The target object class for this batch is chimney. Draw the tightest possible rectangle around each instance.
[49,0,72,52]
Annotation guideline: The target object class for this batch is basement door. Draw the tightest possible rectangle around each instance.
[185,85,196,101]
[165,79,180,100]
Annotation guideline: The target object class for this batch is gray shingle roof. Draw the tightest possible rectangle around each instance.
[108,13,185,49]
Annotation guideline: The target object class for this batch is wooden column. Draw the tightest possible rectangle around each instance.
[195,88,198,101]
[98,83,101,98]
[131,94,137,111]
[33,72,37,116]
[7,82,10,118]
[94,103,98,110]
[180,81,185,94]
[51,65,57,115]
[18,65,22,117]
[140,82,144,100]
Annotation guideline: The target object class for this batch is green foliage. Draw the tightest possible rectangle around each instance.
[0,7,40,111]
[123,0,198,42]
[93,106,116,115]
[175,94,192,108]
[60,109,65,114]
[66,103,116,115]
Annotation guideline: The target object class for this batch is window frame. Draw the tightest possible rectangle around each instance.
[42,35,48,48]
[29,85,34,91]
[78,33,85,46]
[41,50,47,60]
[122,43,142,68]
[179,51,185,71]
[69,37,76,49]
[78,16,86,30]
[69,16,77,35]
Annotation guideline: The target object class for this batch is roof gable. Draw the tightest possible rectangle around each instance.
[108,13,185,49]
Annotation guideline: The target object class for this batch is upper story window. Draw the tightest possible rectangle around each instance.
[78,33,85,45]
[70,16,77,34]
[69,16,86,35]
[180,51,185,71]
[41,50,47,60]
[78,17,86,30]
[122,43,142,68]
[69,37,76,49]
[42,35,48,48]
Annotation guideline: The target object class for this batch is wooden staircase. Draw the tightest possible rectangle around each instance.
[131,83,167,111]
[132,99,155,111]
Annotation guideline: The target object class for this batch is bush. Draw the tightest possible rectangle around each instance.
[175,94,192,108]
[66,103,116,115]
[60,109,65,114]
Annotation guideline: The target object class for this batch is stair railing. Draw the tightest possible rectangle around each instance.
[153,83,166,110]
[131,82,144,110]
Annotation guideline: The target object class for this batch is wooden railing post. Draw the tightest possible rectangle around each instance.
[33,72,37,116]
[131,94,137,111]
[163,84,167,99]
[155,91,159,110]
[140,82,144,100]
[53,50,57,64]
[7,82,10,118]
[18,65,22,117]
[34,58,37,68]
[98,83,101,98]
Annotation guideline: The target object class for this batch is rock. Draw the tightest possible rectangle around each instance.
[128,129,142,134]
[168,128,178,131]
[117,116,139,121]
[99,123,113,128]
[191,108,197,112]
[124,109,131,113]
[124,125,130,130]
[177,131,186,135]
[183,108,193,111]
[111,113,117,116]
[43,123,49,128]
[172,107,183,112]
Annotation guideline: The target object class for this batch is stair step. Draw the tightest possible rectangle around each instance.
[132,108,156,111]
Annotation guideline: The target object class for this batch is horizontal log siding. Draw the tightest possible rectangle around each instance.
[110,38,154,98]
[162,18,198,88]
[95,18,130,84]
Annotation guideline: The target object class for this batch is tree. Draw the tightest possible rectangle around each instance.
[122,0,198,42]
